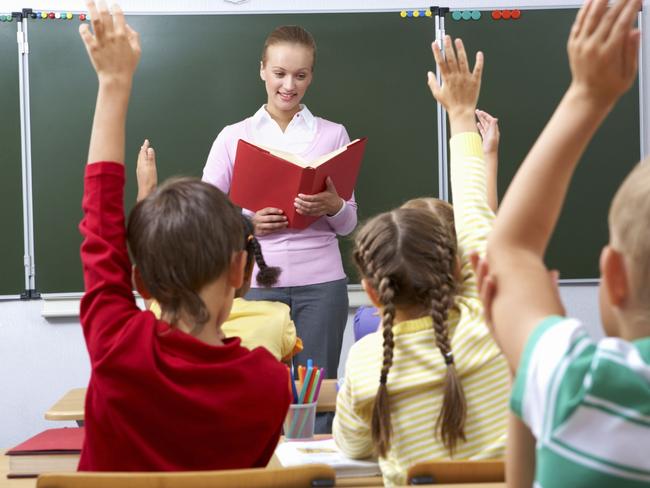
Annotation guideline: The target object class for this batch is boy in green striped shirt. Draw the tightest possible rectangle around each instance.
[478,0,649,486]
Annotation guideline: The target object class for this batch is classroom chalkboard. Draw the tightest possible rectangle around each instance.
[27,13,440,293]
[0,20,27,296]
[447,8,640,279]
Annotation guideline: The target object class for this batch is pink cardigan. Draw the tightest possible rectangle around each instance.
[203,116,357,288]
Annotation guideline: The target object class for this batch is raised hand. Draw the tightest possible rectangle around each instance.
[568,0,641,107]
[136,139,157,202]
[427,36,483,134]
[476,110,500,156]
[79,1,141,85]
[294,177,344,218]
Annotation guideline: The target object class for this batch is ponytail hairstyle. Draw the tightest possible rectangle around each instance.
[241,216,281,287]
[353,208,467,457]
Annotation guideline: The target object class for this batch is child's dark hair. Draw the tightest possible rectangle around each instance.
[353,208,467,458]
[127,178,244,335]
[241,216,281,287]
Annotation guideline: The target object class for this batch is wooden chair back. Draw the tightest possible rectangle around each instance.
[407,459,505,484]
[37,464,336,488]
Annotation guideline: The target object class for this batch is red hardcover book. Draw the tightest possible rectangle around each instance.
[6,427,83,478]
[230,138,367,230]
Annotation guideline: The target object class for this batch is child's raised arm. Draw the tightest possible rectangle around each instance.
[487,0,641,371]
[79,0,141,165]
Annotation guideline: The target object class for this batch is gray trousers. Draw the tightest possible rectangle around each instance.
[245,278,349,379]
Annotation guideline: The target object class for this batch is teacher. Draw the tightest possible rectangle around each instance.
[202,25,356,379]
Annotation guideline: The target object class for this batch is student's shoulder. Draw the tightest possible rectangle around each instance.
[236,298,290,315]
[347,330,384,367]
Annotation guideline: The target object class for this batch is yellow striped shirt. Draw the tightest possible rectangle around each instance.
[333,132,509,487]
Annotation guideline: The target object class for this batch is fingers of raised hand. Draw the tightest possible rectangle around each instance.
[78,23,95,49]
[473,51,484,82]
[125,24,142,55]
[581,0,609,38]
[97,1,113,38]
[431,41,448,76]
[454,38,470,73]
[443,36,458,72]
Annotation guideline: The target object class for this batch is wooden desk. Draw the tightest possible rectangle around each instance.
[43,389,85,425]
[44,381,338,424]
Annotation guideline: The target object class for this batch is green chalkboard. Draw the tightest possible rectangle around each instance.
[447,9,640,279]
[28,13,439,293]
[0,20,26,296]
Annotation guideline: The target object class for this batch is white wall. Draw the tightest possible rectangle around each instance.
[0,283,602,448]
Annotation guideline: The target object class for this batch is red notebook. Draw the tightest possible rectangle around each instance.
[6,427,83,478]
[230,138,367,230]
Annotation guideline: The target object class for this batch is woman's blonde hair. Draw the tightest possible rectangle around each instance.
[261,25,316,69]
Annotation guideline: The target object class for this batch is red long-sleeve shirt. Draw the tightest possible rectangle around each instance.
[78,162,290,471]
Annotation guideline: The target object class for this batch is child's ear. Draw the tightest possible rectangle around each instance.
[600,245,629,308]
[260,61,266,81]
[132,265,152,299]
[361,278,382,309]
[228,250,247,290]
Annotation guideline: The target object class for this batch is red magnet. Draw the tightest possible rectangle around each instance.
[502,10,512,19]
[511,9,521,19]
[79,13,87,20]
[491,10,502,20]
[48,12,55,19]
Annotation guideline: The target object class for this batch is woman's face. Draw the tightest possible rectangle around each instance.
[260,43,314,116]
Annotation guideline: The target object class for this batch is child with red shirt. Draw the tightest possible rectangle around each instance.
[77,1,290,471]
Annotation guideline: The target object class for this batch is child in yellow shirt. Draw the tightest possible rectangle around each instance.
[137,140,302,361]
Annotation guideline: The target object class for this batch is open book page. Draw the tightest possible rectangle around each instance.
[275,437,380,478]
[260,139,360,169]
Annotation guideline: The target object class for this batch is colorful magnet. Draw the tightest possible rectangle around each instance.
[54,12,61,19]
[471,10,481,20]
[451,11,462,20]
[511,9,521,19]
[425,9,432,17]
[491,10,501,20]
[407,10,413,17]
[413,9,420,17]
[400,10,407,18]
[79,13,87,20]
[30,12,37,18]
[48,12,55,19]
[502,10,512,19]
[66,12,73,19]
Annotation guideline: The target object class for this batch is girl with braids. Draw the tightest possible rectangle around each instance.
[333,37,508,487]
[137,140,302,362]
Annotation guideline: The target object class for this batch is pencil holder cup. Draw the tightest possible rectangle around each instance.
[284,402,317,440]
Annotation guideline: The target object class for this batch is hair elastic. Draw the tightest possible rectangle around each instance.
[380,372,388,385]
[444,351,455,366]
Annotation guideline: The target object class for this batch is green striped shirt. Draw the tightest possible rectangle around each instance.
[512,316,650,487]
